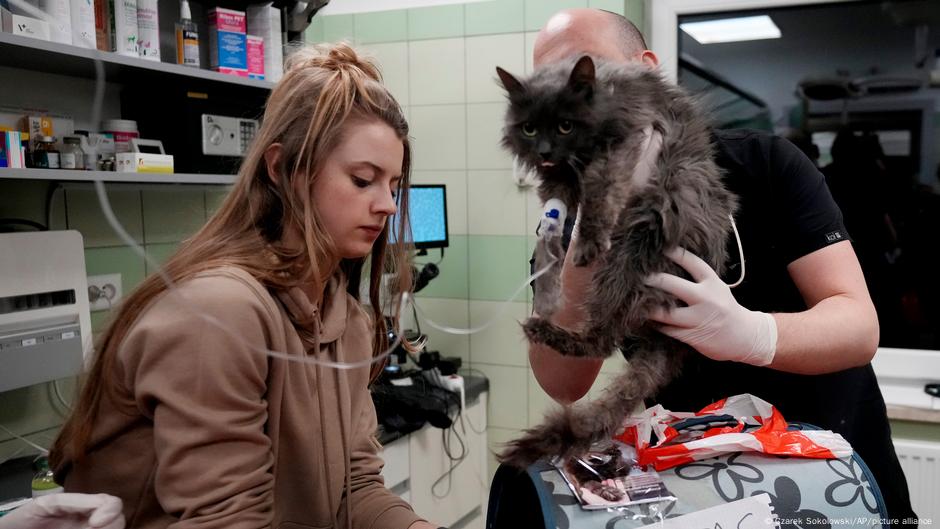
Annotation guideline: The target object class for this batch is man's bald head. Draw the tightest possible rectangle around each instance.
[533,8,657,68]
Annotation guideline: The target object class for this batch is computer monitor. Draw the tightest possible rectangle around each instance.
[390,184,449,250]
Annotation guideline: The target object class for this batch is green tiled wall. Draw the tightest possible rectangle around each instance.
[304,0,645,44]
[408,4,465,40]
[0,180,231,462]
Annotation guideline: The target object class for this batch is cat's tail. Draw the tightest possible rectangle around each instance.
[497,350,680,469]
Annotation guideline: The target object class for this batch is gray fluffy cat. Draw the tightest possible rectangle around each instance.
[495,56,738,468]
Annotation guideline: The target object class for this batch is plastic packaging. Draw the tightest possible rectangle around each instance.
[555,440,675,510]
[616,393,853,471]
[136,0,160,61]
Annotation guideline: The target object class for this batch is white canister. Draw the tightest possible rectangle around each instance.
[101,119,139,153]
[137,0,160,61]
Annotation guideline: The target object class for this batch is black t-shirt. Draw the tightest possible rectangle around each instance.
[531,128,914,521]
[653,129,875,431]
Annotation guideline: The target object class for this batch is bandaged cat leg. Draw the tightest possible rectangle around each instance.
[532,198,569,317]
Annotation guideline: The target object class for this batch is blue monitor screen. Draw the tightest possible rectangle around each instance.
[390,184,448,249]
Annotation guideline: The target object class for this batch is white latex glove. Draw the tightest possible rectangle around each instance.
[646,247,777,366]
[0,493,125,529]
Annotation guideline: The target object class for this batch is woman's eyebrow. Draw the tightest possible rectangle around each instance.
[349,160,383,174]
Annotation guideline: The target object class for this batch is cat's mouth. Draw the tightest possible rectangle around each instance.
[540,161,556,167]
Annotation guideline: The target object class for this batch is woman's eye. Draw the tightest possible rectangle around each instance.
[352,176,370,188]
[522,123,537,137]
[558,120,573,134]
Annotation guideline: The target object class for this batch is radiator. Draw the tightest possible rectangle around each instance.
[894,438,940,527]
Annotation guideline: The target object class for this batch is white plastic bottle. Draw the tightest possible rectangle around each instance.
[39,0,72,44]
[136,0,160,60]
[112,0,139,57]
[175,0,200,68]
[69,0,97,49]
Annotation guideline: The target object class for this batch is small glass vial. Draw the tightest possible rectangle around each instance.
[31,136,60,169]
[61,136,85,170]
[31,457,63,497]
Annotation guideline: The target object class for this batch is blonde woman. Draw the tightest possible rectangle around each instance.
[50,43,440,529]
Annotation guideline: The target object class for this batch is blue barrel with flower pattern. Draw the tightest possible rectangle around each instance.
[486,425,887,529]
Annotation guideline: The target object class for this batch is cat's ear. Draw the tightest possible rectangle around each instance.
[568,56,596,91]
[496,66,524,96]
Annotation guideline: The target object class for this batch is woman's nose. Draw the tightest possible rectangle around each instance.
[374,190,398,216]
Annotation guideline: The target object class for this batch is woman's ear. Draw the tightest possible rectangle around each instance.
[263,143,283,185]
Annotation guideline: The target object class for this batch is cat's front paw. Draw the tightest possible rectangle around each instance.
[573,238,603,267]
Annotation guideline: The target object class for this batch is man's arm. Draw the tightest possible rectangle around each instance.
[529,235,603,404]
[648,241,878,374]
[771,240,879,374]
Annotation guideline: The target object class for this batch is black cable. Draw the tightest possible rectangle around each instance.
[433,247,445,265]
[0,218,48,232]
[431,405,468,499]
[412,295,422,337]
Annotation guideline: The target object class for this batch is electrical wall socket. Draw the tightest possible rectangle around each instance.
[87,273,122,312]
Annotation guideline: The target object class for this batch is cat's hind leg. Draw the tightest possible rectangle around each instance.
[499,347,683,468]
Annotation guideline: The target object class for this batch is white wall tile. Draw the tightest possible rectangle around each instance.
[410,105,467,170]
[467,170,526,236]
[360,42,410,106]
[409,38,465,105]
[527,368,561,428]
[466,102,513,170]
[469,300,528,366]
[407,297,470,364]
[466,33,525,103]
[473,363,528,429]
[412,170,468,235]
[582,370,643,417]
[486,426,522,481]
[524,186,543,236]
[524,31,538,74]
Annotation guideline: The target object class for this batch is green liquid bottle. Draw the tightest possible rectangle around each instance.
[31,457,63,497]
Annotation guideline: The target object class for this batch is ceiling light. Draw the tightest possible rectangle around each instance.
[680,15,781,44]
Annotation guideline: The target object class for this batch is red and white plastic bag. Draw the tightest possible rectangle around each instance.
[615,394,853,471]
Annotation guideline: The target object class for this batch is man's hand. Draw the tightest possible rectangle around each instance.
[0,493,125,529]
[646,248,777,366]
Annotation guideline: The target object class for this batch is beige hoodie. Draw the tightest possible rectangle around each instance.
[56,266,422,529]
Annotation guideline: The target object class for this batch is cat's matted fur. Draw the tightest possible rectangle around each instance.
[495,56,738,468]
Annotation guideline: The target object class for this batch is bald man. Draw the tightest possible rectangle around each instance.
[526,8,916,525]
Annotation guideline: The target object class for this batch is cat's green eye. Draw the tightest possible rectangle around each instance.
[522,123,538,137]
[558,120,573,134]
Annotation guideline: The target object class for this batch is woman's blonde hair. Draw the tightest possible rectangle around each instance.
[51,42,414,468]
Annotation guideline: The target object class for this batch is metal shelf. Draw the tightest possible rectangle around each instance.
[0,168,236,185]
[0,32,274,90]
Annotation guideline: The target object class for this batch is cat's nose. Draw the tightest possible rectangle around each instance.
[537,142,552,158]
